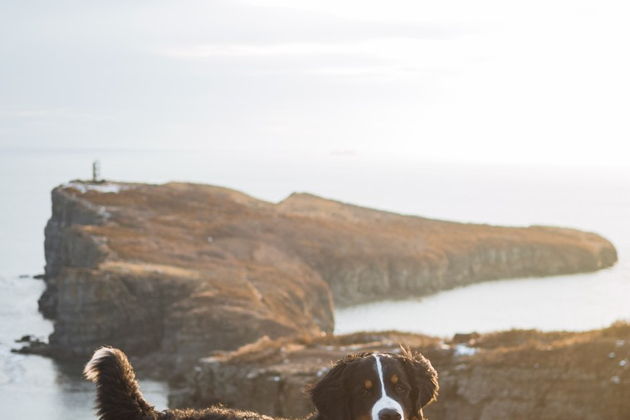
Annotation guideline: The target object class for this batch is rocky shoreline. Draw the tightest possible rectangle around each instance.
[29,180,617,374]
[171,324,630,420]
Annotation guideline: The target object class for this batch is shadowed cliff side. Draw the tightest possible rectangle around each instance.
[172,323,630,420]
[37,181,617,370]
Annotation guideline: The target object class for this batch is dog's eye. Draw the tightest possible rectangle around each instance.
[395,384,408,394]
[359,387,372,397]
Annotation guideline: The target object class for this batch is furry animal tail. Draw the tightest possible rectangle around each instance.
[84,347,157,420]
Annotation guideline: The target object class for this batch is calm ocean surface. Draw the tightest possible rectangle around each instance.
[1,149,628,418]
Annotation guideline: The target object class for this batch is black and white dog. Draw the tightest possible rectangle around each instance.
[84,347,438,420]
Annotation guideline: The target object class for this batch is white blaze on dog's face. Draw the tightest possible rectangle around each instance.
[310,351,438,420]
[371,354,405,420]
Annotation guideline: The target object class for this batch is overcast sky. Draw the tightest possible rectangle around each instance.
[2,0,629,166]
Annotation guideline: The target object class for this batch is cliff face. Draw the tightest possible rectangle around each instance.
[40,181,617,367]
[40,182,334,369]
[172,324,630,420]
[277,193,616,305]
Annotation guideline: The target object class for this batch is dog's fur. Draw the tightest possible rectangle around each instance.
[84,347,438,420]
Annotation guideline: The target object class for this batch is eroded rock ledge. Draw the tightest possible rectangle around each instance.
[38,181,617,369]
[172,324,630,420]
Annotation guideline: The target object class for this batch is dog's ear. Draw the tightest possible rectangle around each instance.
[395,348,439,419]
[309,357,351,420]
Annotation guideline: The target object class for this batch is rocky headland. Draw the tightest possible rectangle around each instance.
[34,180,617,373]
[172,323,630,420]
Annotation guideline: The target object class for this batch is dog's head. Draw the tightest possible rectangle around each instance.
[310,349,438,420]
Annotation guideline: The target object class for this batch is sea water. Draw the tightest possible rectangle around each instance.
[0,148,628,418]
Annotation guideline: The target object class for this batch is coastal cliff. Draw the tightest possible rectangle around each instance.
[40,182,334,368]
[38,181,617,368]
[172,323,630,420]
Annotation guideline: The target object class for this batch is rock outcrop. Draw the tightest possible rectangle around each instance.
[39,180,617,369]
[40,182,334,369]
[172,323,630,420]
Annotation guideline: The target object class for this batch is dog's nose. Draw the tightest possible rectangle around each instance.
[378,409,401,420]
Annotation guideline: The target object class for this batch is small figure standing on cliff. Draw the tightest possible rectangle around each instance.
[92,160,100,183]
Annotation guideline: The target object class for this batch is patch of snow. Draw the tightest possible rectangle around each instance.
[611,375,621,384]
[64,182,129,194]
[620,359,628,367]
[453,344,477,357]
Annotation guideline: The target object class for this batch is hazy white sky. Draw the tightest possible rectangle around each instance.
[2,0,630,165]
